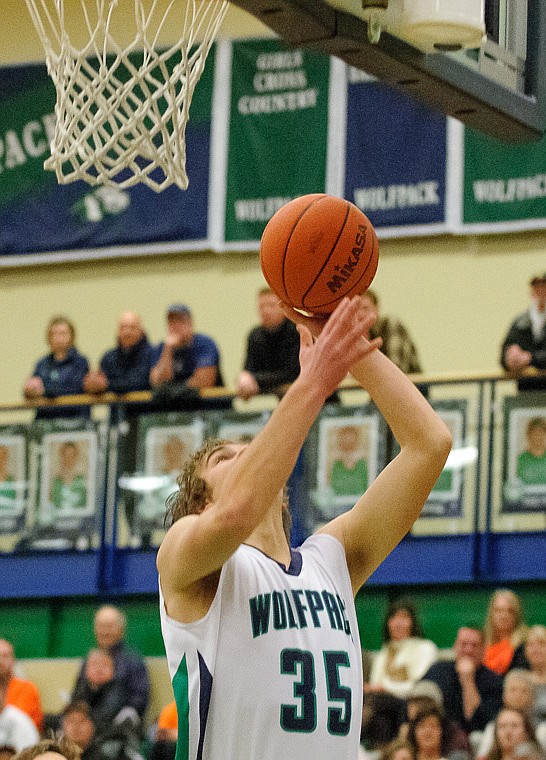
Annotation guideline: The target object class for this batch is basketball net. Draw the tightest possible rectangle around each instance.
[24,0,229,192]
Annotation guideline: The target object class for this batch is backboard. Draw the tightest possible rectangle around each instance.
[228,0,546,143]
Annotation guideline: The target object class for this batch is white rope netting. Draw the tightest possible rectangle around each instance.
[24,0,229,192]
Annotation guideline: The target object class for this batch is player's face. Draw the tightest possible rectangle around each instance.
[199,442,249,503]
[495,709,527,753]
[258,293,285,330]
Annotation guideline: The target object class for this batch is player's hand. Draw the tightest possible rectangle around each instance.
[296,297,381,397]
[280,298,380,345]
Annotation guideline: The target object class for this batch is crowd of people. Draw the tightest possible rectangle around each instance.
[1,589,544,760]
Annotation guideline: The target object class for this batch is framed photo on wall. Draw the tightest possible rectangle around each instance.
[502,400,546,514]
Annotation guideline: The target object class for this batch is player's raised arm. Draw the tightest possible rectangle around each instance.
[282,301,452,595]
[157,297,380,596]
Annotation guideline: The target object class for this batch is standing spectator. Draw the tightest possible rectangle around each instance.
[73,606,149,723]
[84,312,157,396]
[360,290,423,375]
[0,639,43,732]
[483,590,528,676]
[236,287,301,399]
[368,598,439,700]
[0,682,39,751]
[501,273,546,391]
[150,304,224,393]
[422,627,504,736]
[23,315,90,419]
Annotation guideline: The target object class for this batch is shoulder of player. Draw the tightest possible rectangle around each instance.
[156,514,200,572]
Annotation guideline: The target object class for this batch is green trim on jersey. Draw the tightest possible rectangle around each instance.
[173,654,190,760]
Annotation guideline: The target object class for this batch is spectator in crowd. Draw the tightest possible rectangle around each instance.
[61,700,143,760]
[73,606,149,724]
[500,273,546,391]
[150,304,224,393]
[0,682,39,751]
[368,598,439,700]
[84,312,157,396]
[422,626,504,737]
[476,669,546,758]
[483,590,528,676]
[0,747,16,760]
[0,639,43,731]
[360,290,423,375]
[484,708,545,760]
[376,738,415,760]
[406,704,451,760]
[401,681,471,756]
[236,287,301,400]
[71,650,138,741]
[517,419,546,487]
[23,316,90,419]
[14,737,81,760]
[148,701,177,760]
[524,626,546,723]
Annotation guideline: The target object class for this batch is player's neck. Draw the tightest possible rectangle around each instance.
[246,513,291,567]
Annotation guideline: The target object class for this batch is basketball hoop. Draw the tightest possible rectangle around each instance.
[24,0,229,192]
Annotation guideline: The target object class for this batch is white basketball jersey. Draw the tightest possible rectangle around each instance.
[159,533,362,760]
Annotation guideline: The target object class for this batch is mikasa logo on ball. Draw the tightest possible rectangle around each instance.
[326,224,367,293]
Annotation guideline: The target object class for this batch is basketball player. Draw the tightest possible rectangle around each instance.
[157,296,452,760]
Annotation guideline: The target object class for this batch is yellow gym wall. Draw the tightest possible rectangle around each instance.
[1,2,544,406]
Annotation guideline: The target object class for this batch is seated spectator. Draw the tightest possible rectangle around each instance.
[361,691,408,760]
[150,304,224,394]
[422,626,504,737]
[61,700,143,760]
[23,315,90,419]
[484,708,545,760]
[525,626,546,723]
[500,272,546,391]
[0,639,43,731]
[402,681,471,756]
[483,590,528,675]
[236,287,301,399]
[406,704,451,760]
[476,670,545,758]
[84,312,157,396]
[148,701,177,760]
[0,681,39,751]
[377,738,415,760]
[360,290,423,375]
[368,598,439,699]
[73,606,150,725]
[71,650,138,741]
[14,737,81,760]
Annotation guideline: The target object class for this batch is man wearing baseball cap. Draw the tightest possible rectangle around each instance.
[150,304,226,397]
[500,273,546,391]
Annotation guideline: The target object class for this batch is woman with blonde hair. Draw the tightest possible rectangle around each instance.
[483,589,528,675]
[525,626,546,726]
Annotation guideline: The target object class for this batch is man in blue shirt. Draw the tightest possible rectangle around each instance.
[150,304,225,391]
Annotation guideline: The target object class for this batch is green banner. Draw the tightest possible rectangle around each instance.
[225,39,331,243]
[463,127,546,225]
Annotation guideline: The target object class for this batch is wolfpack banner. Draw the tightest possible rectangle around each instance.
[344,72,448,232]
[0,52,215,262]
[463,127,546,229]
[224,39,331,244]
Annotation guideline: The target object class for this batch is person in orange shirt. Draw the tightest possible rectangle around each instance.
[0,640,43,732]
[483,590,528,676]
[156,700,177,740]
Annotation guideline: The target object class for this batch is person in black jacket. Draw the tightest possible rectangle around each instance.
[422,627,504,737]
[236,287,301,400]
[501,273,546,391]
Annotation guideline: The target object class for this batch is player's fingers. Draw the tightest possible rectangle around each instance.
[296,324,314,349]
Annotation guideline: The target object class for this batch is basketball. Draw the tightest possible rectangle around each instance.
[260,194,379,315]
